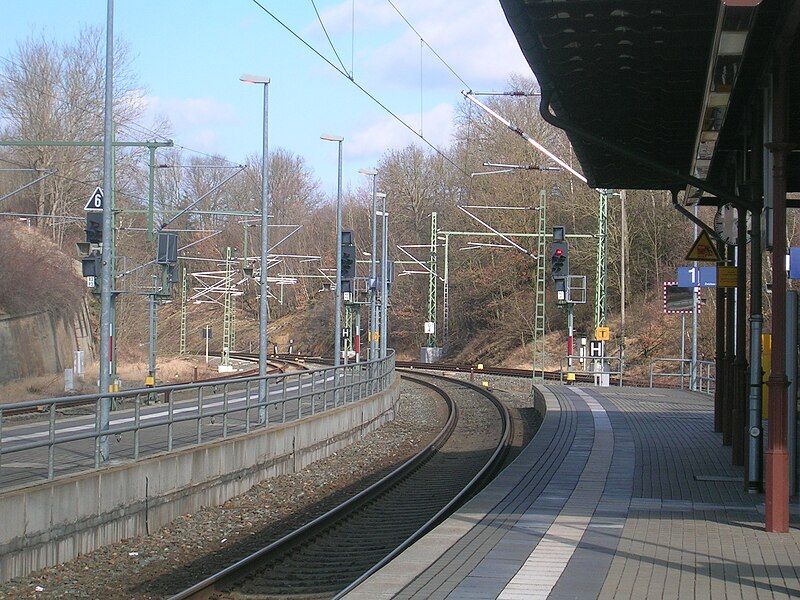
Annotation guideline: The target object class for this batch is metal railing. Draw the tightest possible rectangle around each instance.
[0,352,395,484]
[648,357,715,394]
[559,355,624,387]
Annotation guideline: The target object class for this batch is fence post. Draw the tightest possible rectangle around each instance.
[48,403,56,479]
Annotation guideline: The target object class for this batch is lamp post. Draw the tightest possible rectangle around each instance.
[240,73,271,422]
[359,168,378,360]
[378,193,389,358]
[322,135,344,366]
[98,0,115,461]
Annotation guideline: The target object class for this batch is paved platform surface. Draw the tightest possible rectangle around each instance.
[345,384,800,599]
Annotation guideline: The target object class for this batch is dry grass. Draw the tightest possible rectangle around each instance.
[0,356,221,404]
[0,372,90,404]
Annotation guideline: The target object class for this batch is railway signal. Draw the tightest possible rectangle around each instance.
[550,226,569,278]
[79,189,105,290]
[341,230,356,296]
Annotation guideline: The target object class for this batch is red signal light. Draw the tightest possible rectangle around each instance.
[554,248,564,257]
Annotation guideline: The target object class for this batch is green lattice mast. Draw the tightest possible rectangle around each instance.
[179,265,187,355]
[594,190,610,329]
[221,247,233,369]
[426,211,438,347]
[533,189,547,382]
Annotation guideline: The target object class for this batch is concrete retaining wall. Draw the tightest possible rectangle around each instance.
[0,373,400,582]
[0,304,98,386]
[0,311,74,385]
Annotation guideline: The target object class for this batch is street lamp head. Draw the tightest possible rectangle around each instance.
[320,134,344,142]
[376,192,387,199]
[240,74,270,85]
[358,168,378,176]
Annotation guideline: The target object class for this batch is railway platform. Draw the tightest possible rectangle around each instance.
[344,385,800,600]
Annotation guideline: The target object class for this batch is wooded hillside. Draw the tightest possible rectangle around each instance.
[0,31,751,372]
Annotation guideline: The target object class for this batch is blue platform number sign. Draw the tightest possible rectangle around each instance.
[676,266,716,287]
[790,248,800,280]
[677,267,695,288]
[699,266,717,287]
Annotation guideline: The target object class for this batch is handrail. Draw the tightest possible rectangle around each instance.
[0,351,396,486]
[648,357,715,394]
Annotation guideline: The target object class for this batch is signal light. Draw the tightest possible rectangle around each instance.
[85,212,103,244]
[341,230,357,284]
[550,239,569,279]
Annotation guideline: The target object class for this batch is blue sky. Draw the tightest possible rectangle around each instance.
[0,1,530,194]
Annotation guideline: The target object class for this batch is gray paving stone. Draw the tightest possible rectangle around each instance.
[345,385,800,600]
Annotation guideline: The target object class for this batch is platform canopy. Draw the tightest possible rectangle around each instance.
[499,0,797,193]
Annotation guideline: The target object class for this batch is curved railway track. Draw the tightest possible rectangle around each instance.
[169,370,512,600]
[268,353,656,388]
[2,356,305,418]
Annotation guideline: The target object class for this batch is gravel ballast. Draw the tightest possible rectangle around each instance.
[0,381,446,600]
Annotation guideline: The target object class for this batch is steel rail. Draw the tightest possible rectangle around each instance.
[246,353,709,391]
[168,370,511,600]
[333,370,512,599]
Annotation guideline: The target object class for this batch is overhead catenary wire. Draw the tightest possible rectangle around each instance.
[0,153,151,206]
[383,0,471,90]
[310,0,351,77]
[0,55,239,167]
[457,205,536,259]
[248,0,469,178]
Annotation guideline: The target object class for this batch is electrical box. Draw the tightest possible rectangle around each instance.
[157,232,178,265]
[81,255,100,278]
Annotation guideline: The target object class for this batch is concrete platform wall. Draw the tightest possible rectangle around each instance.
[0,373,400,582]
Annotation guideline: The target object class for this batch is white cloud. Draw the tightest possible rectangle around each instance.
[346,102,455,160]
[317,0,530,89]
[141,95,238,152]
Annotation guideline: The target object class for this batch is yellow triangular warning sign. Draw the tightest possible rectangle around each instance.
[686,230,721,262]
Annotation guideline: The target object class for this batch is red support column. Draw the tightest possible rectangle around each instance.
[732,204,748,466]
[724,244,735,447]
[764,57,793,533]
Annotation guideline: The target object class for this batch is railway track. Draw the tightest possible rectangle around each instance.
[169,370,512,600]
[267,353,656,389]
[2,356,304,418]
